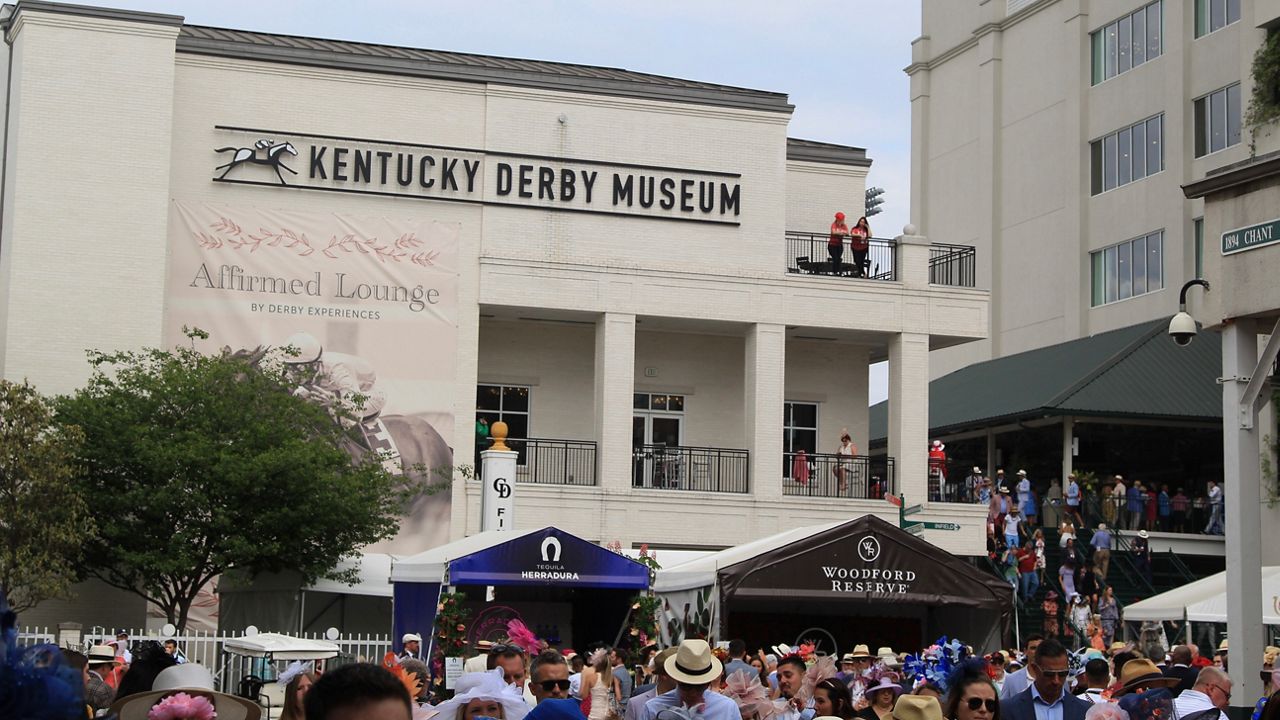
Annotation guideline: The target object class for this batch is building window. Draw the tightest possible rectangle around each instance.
[783,402,818,478]
[1194,84,1242,157]
[1090,231,1164,306]
[1091,115,1163,194]
[477,384,530,442]
[1091,1,1162,85]
[1195,0,1241,38]
[634,393,685,412]
[1194,217,1204,279]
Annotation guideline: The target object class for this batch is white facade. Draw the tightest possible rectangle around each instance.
[0,2,990,565]
[910,0,1280,376]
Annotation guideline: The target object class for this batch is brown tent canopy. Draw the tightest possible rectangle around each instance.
[658,514,1013,653]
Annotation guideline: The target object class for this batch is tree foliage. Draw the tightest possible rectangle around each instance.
[0,379,92,612]
[55,335,411,630]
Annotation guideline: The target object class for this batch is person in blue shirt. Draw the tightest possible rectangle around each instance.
[1064,474,1083,527]
[1127,483,1144,531]
[1157,485,1172,531]
[999,639,1090,720]
[641,640,740,720]
[1090,523,1112,580]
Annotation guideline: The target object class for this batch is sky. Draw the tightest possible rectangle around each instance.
[100,0,920,403]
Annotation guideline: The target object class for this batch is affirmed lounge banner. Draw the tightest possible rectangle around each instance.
[165,201,460,554]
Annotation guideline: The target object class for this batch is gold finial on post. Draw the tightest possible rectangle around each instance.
[489,421,510,451]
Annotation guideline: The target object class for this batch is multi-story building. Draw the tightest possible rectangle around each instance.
[0,2,989,630]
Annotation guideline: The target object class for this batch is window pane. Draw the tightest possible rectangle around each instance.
[1147,116,1163,175]
[1092,31,1105,85]
[1118,127,1132,186]
[1211,88,1226,152]
[1106,22,1118,79]
[1118,242,1133,300]
[1195,0,1208,37]
[1195,97,1208,157]
[1132,8,1147,66]
[1092,252,1105,306]
[502,385,528,412]
[1091,140,1104,194]
[1106,246,1119,303]
[667,395,685,412]
[790,402,816,428]
[1148,233,1163,290]
[1148,2,1162,59]
[477,385,503,411]
[1118,16,1132,73]
[1132,235,1147,295]
[1227,84,1241,148]
[794,429,817,454]
[1104,133,1118,191]
[1132,121,1147,180]
[634,393,647,409]
[1194,218,1204,279]
[1211,0,1226,31]
[1227,0,1241,24]
[651,394,668,410]
[503,413,529,440]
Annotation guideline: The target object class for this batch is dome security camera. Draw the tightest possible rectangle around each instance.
[1168,311,1197,346]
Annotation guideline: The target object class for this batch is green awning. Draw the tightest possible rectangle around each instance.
[870,319,1222,441]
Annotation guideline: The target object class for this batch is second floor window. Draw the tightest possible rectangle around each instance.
[1195,0,1241,38]
[1194,84,1242,157]
[1091,114,1163,195]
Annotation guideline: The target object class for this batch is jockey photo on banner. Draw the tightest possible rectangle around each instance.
[165,201,460,554]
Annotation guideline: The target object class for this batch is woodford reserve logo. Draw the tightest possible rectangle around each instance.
[211,126,742,226]
[822,534,917,595]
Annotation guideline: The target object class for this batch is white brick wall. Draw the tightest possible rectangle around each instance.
[785,161,869,233]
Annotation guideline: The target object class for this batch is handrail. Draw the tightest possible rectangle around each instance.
[509,437,597,486]
[1165,549,1197,585]
[785,231,897,280]
[928,243,977,288]
[782,451,896,500]
[632,444,749,493]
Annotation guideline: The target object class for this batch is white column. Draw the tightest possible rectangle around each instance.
[745,323,785,500]
[594,313,636,492]
[888,332,930,505]
[1223,320,1263,709]
[1061,417,1074,486]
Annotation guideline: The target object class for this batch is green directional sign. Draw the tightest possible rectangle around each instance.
[904,522,924,535]
[1222,218,1280,256]
[922,521,961,531]
[903,504,924,517]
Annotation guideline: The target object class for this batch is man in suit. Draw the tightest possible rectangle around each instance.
[722,639,755,680]
[626,648,676,720]
[1000,635,1044,699]
[1163,645,1199,696]
[999,639,1090,720]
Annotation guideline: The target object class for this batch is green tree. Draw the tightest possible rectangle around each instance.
[55,333,425,630]
[0,379,93,612]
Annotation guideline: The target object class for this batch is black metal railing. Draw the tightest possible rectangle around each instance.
[509,438,597,486]
[782,452,896,500]
[929,243,977,287]
[632,444,749,493]
[785,231,897,280]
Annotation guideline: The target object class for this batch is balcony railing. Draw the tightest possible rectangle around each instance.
[508,438,597,486]
[632,444,749,493]
[929,243,977,287]
[785,231,897,280]
[783,452,897,500]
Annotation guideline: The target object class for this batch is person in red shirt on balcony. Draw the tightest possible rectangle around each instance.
[850,216,871,278]
[928,440,947,501]
[829,212,849,275]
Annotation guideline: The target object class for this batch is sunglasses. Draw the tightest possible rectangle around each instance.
[1032,664,1071,679]
[965,698,998,712]
[489,644,521,655]
[538,679,572,692]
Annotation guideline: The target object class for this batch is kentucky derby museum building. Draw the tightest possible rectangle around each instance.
[0,0,992,609]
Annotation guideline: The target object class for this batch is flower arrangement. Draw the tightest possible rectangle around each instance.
[431,591,469,689]
[147,693,217,720]
[619,544,662,650]
[901,637,970,693]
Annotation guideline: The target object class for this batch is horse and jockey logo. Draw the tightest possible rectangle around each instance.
[214,139,299,185]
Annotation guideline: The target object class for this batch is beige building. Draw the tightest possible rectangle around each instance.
[910,0,1280,376]
[0,2,992,629]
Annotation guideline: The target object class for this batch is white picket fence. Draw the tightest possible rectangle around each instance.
[20,626,392,693]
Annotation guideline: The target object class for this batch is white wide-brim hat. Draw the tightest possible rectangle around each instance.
[111,664,262,720]
[427,669,530,720]
[665,639,724,685]
[402,632,422,644]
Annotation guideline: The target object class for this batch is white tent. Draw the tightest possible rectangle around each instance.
[306,553,396,597]
[653,520,847,593]
[390,528,543,582]
[1122,566,1280,624]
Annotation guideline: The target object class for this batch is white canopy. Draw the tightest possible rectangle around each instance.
[222,632,341,660]
[306,553,396,597]
[390,528,544,583]
[652,519,847,593]
[1123,566,1280,623]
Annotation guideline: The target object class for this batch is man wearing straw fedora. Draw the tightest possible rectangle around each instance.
[640,639,739,720]
[85,644,119,713]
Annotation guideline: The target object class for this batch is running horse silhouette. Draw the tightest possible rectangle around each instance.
[214,139,299,185]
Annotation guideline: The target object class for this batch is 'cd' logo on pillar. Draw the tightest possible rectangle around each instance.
[493,477,511,499]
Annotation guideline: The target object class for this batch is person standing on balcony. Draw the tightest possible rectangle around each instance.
[1127,482,1144,531]
[1157,485,1172,532]
[829,212,849,275]
[928,441,947,501]
[1171,488,1190,533]
[1110,476,1127,527]
[1065,474,1083,527]
[967,466,985,504]
[1204,481,1225,535]
[834,430,857,493]
[850,216,871,278]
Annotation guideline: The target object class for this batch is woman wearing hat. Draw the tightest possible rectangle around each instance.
[855,677,904,720]
[430,668,532,720]
[111,663,263,720]
[829,212,850,275]
[1112,658,1180,697]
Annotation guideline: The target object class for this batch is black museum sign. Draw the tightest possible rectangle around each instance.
[211,126,742,226]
